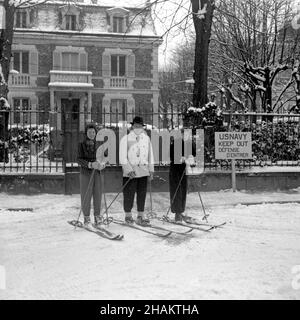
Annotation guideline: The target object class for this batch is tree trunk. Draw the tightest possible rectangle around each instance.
[263,67,272,112]
[0,0,14,97]
[191,0,214,108]
[0,1,15,141]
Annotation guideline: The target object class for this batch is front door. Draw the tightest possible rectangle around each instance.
[62,98,80,163]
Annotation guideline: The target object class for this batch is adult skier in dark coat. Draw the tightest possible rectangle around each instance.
[77,123,106,228]
[169,131,195,222]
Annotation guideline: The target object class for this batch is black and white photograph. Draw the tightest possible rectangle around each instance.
[0,0,300,303]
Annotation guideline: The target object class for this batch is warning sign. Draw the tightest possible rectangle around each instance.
[215,132,252,160]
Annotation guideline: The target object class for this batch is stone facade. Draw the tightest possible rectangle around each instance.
[8,0,162,135]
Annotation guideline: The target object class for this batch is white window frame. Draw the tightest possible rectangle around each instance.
[65,14,77,30]
[53,46,87,71]
[13,98,31,124]
[111,55,126,77]
[13,51,29,74]
[107,7,129,33]
[13,98,30,111]
[103,94,135,124]
[112,16,125,33]
[61,52,80,71]
[60,4,80,31]
[14,10,29,28]
[110,99,127,121]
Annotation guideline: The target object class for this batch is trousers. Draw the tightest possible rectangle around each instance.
[123,176,148,213]
[80,170,102,217]
[169,163,187,214]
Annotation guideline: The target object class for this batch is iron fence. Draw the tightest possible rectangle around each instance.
[0,109,299,173]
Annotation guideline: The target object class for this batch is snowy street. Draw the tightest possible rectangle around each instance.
[0,190,300,300]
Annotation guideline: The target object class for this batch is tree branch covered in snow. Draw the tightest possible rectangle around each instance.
[270,64,289,85]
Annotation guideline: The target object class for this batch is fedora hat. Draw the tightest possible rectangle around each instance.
[130,116,145,126]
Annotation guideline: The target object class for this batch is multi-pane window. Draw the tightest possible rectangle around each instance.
[111,55,126,77]
[111,99,127,122]
[13,52,29,74]
[62,52,79,71]
[65,14,77,30]
[113,16,124,33]
[15,11,27,28]
[13,98,29,111]
[13,98,30,124]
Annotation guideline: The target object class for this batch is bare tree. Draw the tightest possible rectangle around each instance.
[211,0,299,112]
[191,0,215,107]
[135,0,215,107]
[0,0,50,103]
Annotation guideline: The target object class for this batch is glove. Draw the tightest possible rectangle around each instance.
[91,161,105,171]
[185,156,196,167]
[128,171,136,179]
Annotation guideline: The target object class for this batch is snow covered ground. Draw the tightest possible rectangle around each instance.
[0,190,300,300]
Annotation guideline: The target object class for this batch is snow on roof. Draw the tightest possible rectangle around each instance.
[18,0,158,38]
[48,0,148,9]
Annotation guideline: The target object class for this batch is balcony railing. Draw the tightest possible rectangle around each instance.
[110,77,127,88]
[49,70,93,88]
[9,74,30,86]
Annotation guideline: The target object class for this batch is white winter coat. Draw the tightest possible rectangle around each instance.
[119,130,154,177]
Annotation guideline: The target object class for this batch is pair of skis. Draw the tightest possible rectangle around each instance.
[112,215,225,238]
[68,220,124,240]
[180,215,226,230]
[69,215,225,240]
[112,218,195,238]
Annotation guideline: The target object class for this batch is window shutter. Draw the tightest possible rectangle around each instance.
[127,53,135,77]
[79,52,87,71]
[53,51,61,70]
[102,53,110,77]
[29,51,38,74]
[29,9,35,25]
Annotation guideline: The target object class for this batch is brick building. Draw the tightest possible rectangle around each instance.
[8,0,162,160]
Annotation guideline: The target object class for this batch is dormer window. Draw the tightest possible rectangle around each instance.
[15,10,28,28]
[65,14,77,30]
[60,4,80,31]
[107,7,129,34]
[113,16,124,33]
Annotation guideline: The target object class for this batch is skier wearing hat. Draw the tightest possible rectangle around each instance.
[77,123,106,228]
[119,116,154,226]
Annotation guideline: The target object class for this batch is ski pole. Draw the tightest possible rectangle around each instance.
[147,176,157,218]
[101,176,132,218]
[75,169,96,229]
[100,168,111,225]
[198,191,209,223]
[149,176,153,212]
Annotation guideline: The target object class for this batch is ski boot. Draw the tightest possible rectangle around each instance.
[136,215,151,227]
[175,213,183,222]
[125,213,134,224]
[94,215,104,227]
[84,216,94,230]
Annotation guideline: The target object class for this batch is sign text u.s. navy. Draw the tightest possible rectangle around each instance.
[215,132,252,160]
